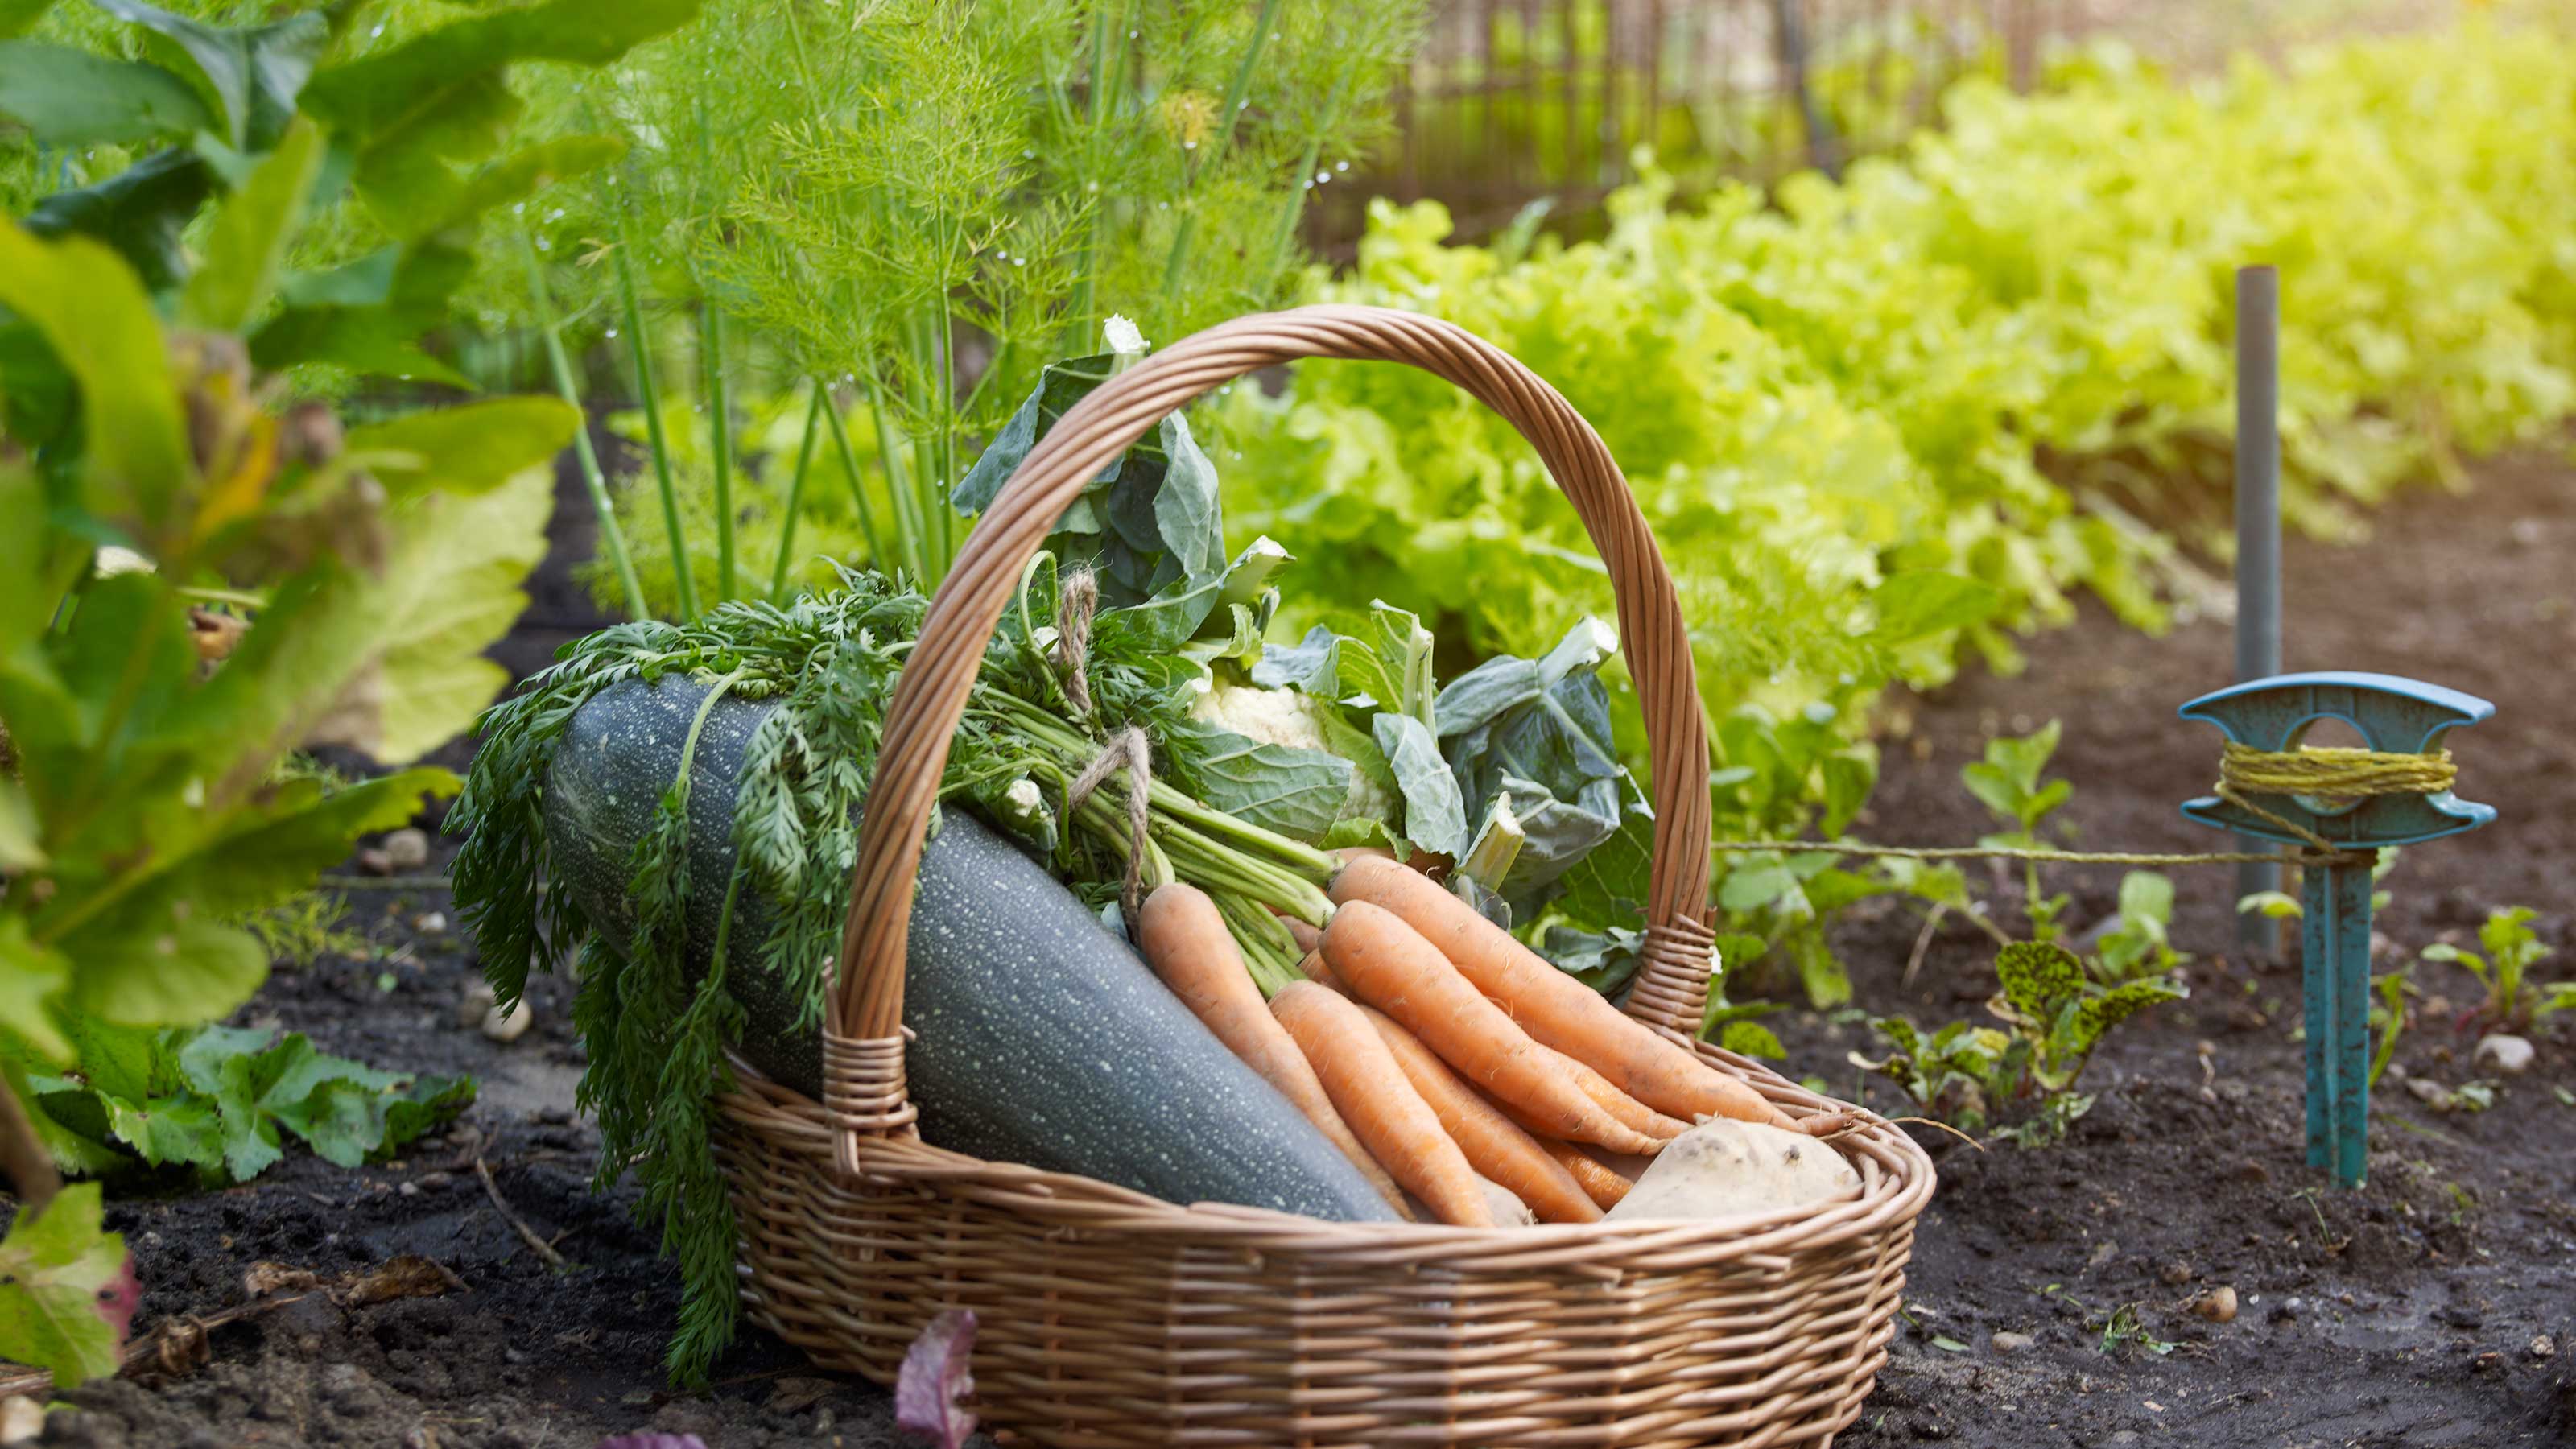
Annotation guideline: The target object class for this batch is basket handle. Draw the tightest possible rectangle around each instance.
[823,305,1716,1149]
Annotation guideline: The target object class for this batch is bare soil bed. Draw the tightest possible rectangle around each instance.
[19,448,2576,1448]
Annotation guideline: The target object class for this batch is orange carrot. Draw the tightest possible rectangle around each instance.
[1282,916,1322,955]
[1270,982,1491,1227]
[1322,901,1665,1156]
[1137,884,1410,1216]
[1297,949,1351,995]
[1364,1007,1602,1224]
[1543,1046,1690,1140]
[1536,1139,1633,1209]
[1331,857,1795,1130]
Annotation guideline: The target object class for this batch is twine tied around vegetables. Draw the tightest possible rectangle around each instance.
[1055,568,1154,929]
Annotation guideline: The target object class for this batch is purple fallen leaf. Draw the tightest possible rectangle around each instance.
[894,1308,979,1449]
[595,1438,708,1449]
[95,1253,141,1344]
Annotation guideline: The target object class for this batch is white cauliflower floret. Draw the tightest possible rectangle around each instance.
[1191,681,1398,824]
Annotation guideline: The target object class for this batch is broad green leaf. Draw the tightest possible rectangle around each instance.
[0,42,211,146]
[1366,602,1439,726]
[177,118,324,332]
[434,134,625,233]
[93,0,324,150]
[0,224,192,519]
[2236,890,2303,919]
[1251,623,1340,695]
[72,914,266,1028]
[271,1070,470,1167]
[2066,976,2186,1055]
[250,237,477,385]
[1958,762,2024,823]
[0,1182,130,1387]
[20,147,213,291]
[0,778,43,870]
[1995,940,2083,1023]
[1714,1019,1781,1062]
[0,917,73,1063]
[0,0,52,39]
[345,397,580,500]
[956,349,1225,611]
[1869,571,2000,642]
[102,1090,222,1169]
[1164,719,1351,844]
[1371,713,1466,859]
[1549,780,1654,931]
[1790,932,1850,1009]
[359,471,555,762]
[299,0,697,239]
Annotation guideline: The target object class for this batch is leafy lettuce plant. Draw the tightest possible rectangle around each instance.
[1217,19,2576,950]
[22,1025,468,1182]
[1853,940,2183,1142]
[2421,905,2576,1032]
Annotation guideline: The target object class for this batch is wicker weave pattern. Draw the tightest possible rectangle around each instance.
[713,306,1935,1447]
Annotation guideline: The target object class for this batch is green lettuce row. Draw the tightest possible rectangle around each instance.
[1217,19,2576,854]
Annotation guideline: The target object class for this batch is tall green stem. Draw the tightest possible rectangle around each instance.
[702,298,736,604]
[865,374,928,584]
[610,192,696,621]
[768,381,827,600]
[1262,58,1362,289]
[520,229,647,621]
[1161,0,1284,295]
[817,384,893,573]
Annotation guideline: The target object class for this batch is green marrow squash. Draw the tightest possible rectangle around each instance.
[543,676,1397,1223]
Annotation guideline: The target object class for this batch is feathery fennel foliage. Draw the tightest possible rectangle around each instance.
[510,0,1422,605]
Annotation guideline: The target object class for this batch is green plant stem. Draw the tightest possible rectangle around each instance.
[611,194,696,621]
[1160,0,1283,295]
[521,230,647,621]
[768,382,828,600]
[815,384,893,573]
[702,298,735,604]
[864,376,928,584]
[1262,58,1360,287]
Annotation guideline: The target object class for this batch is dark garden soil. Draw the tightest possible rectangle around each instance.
[21,446,2576,1448]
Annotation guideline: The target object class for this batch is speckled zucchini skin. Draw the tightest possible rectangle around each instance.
[542,675,1396,1223]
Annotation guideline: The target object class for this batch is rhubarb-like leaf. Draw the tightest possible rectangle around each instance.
[0,1183,133,1387]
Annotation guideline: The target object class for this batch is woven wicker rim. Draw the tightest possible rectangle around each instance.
[807,303,1934,1241]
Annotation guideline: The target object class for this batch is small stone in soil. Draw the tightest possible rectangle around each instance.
[1990,1331,2033,1353]
[2531,1335,2557,1360]
[481,997,534,1042]
[2159,1261,2194,1286]
[365,828,431,874]
[2471,1034,2533,1075]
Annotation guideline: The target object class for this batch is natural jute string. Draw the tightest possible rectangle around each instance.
[1054,568,1152,926]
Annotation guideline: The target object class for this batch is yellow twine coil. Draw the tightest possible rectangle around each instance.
[2216,741,2457,799]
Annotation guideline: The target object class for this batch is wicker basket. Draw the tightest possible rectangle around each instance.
[710,304,1937,1447]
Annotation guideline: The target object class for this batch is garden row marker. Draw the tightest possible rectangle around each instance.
[2235,265,2284,945]
[2179,672,2493,1187]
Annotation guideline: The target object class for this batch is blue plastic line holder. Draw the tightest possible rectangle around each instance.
[2178,671,2494,1187]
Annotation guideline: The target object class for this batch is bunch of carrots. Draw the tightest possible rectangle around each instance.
[1136,855,1809,1227]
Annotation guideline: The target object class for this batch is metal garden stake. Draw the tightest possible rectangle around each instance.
[2235,266,2283,944]
[2179,672,2493,1187]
